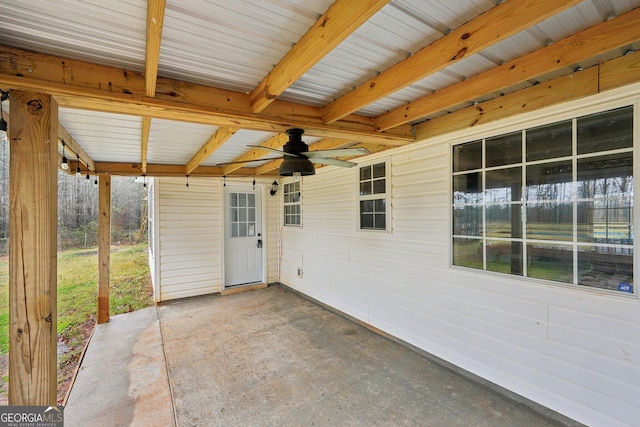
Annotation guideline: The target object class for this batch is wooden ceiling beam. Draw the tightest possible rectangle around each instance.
[89,161,275,177]
[415,51,640,141]
[222,133,289,175]
[185,127,239,174]
[145,0,166,97]
[57,123,95,172]
[0,106,95,171]
[141,116,151,174]
[377,6,640,131]
[249,0,389,113]
[322,0,582,124]
[0,45,412,145]
[254,158,283,176]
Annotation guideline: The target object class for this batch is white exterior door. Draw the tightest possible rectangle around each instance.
[224,186,263,287]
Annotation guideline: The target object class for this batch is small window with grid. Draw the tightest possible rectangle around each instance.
[359,161,389,231]
[283,181,301,226]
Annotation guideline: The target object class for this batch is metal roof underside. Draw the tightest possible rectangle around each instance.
[1,0,639,177]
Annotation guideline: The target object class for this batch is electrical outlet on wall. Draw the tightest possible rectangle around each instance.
[297,266,303,278]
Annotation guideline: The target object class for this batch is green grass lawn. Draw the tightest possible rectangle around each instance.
[0,242,153,402]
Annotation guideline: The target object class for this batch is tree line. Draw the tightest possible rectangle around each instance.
[0,142,148,254]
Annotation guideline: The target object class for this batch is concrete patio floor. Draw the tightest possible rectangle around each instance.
[65,286,577,426]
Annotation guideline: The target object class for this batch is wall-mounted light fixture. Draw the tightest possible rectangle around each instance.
[0,90,8,144]
[270,180,279,196]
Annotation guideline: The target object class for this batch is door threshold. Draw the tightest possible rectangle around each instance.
[221,282,267,296]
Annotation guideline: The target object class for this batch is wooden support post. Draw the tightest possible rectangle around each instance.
[98,174,111,324]
[8,90,58,405]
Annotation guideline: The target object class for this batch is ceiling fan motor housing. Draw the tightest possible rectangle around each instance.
[279,128,315,176]
[283,128,309,154]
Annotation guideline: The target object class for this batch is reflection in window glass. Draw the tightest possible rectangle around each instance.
[486,241,522,276]
[577,200,633,244]
[453,173,482,204]
[453,206,483,236]
[526,161,573,202]
[526,202,572,241]
[577,106,633,155]
[527,244,573,283]
[526,121,572,161]
[486,132,521,167]
[486,167,521,203]
[486,204,521,238]
[452,105,634,293]
[453,238,483,269]
[578,247,633,290]
[577,152,633,199]
[453,140,482,172]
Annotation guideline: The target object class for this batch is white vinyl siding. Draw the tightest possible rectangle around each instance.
[151,177,279,301]
[279,87,640,427]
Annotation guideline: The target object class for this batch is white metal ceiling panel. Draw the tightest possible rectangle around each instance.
[158,0,333,91]
[58,109,142,163]
[147,119,218,165]
[353,0,640,118]
[200,129,280,167]
[0,0,146,70]
[281,0,497,109]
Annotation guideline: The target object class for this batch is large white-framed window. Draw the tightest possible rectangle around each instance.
[358,159,390,231]
[283,181,301,226]
[452,105,634,294]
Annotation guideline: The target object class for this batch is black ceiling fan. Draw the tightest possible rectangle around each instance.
[253,128,370,176]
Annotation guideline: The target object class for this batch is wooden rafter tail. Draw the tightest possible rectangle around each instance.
[141,116,151,174]
[185,127,239,174]
[222,133,289,175]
